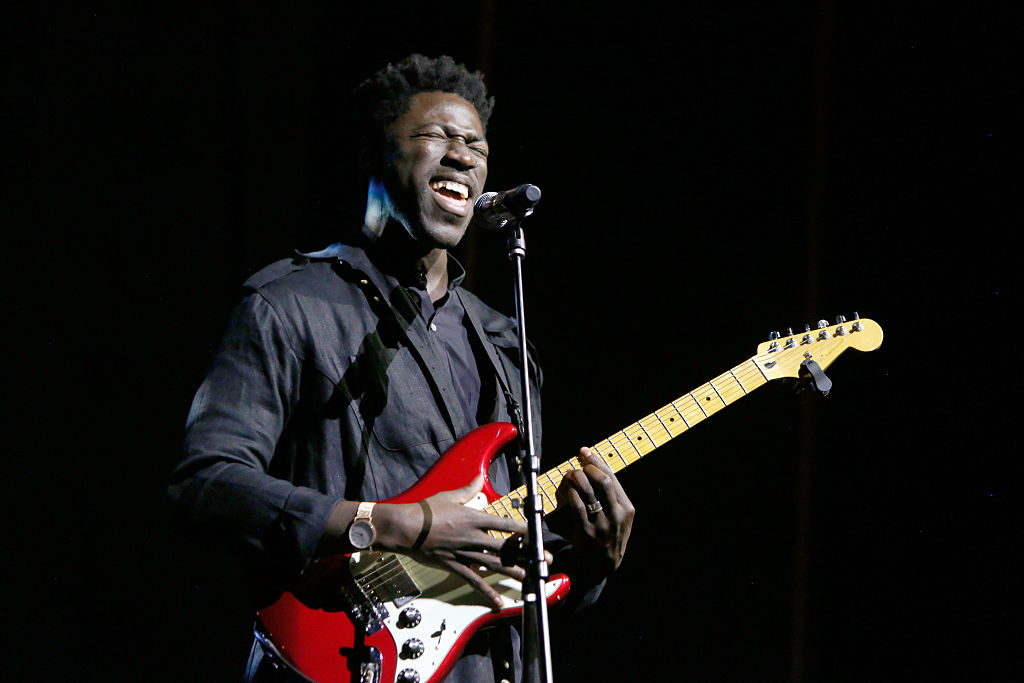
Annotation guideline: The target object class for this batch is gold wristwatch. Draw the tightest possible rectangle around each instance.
[347,501,377,550]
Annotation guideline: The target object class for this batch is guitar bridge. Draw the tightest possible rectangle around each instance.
[349,552,422,632]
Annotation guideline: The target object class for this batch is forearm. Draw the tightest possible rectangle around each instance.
[314,499,427,557]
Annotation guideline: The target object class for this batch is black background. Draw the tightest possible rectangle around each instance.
[9,2,1019,681]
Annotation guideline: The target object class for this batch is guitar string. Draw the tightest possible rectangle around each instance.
[337,334,869,601]
[347,346,841,594]
[489,358,769,512]
[351,557,406,587]
[353,549,518,589]
[507,332,866,503]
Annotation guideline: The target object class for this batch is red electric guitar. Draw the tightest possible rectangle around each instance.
[256,317,884,683]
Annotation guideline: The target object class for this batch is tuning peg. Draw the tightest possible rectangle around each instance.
[817,320,828,329]
[787,327,794,337]
[769,330,781,341]
[804,323,811,332]
[836,314,847,324]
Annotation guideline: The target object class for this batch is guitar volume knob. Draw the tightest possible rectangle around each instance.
[401,638,425,659]
[398,607,421,628]
[397,669,420,683]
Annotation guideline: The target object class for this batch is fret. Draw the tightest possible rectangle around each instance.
[538,476,557,511]
[493,497,512,518]
[751,356,770,382]
[619,430,643,459]
[653,410,676,438]
[669,400,692,428]
[709,380,727,405]
[636,420,658,447]
[543,469,563,489]
[729,369,749,395]
[647,414,670,442]
[689,392,710,418]
[604,438,629,467]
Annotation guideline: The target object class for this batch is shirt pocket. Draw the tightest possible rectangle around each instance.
[348,345,451,453]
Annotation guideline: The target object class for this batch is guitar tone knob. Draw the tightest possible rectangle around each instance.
[398,607,421,628]
[401,638,425,659]
[397,669,420,683]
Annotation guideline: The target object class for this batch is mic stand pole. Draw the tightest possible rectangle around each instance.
[505,219,554,683]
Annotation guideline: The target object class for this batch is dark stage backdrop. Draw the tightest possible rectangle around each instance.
[9,3,1019,682]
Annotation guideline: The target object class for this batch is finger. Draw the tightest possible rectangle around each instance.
[580,449,628,507]
[474,527,529,558]
[475,509,528,537]
[562,487,596,532]
[580,447,612,473]
[443,559,504,609]
[562,466,599,507]
[457,550,527,581]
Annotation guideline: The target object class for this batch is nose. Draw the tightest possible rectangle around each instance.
[441,139,478,170]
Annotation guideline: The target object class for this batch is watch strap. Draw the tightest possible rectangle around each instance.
[355,501,376,523]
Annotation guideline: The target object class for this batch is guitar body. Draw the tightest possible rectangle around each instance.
[256,422,572,683]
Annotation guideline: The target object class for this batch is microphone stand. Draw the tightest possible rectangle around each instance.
[503,217,554,683]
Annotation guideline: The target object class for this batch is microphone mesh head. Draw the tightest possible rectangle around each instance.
[474,192,498,211]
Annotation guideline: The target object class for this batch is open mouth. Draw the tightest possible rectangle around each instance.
[430,179,471,214]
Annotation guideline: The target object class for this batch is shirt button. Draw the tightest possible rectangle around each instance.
[429,322,437,332]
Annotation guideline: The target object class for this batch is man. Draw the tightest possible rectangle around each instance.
[170,54,634,682]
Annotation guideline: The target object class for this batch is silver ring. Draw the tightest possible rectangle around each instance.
[586,501,603,514]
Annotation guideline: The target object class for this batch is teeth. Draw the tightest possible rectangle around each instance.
[430,179,469,200]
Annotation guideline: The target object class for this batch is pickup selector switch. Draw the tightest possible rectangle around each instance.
[401,639,425,659]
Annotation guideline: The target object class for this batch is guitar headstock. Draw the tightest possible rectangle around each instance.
[754,315,883,381]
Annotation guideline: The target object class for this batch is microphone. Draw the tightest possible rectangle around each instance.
[473,183,542,230]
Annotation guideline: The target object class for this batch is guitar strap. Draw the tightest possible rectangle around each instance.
[456,289,529,436]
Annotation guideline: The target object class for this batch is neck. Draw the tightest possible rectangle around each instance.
[363,178,450,302]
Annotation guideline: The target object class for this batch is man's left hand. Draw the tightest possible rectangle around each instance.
[555,447,635,574]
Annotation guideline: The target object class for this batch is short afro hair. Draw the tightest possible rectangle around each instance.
[350,54,494,173]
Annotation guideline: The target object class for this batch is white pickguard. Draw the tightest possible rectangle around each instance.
[353,491,565,683]
[377,572,568,683]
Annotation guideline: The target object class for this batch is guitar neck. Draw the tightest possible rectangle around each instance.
[486,355,770,524]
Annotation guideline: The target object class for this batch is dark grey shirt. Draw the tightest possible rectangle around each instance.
[405,266,485,433]
[170,241,542,682]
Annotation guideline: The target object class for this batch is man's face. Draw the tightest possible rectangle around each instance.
[382,91,489,250]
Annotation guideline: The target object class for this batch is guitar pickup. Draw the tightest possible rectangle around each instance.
[351,552,422,610]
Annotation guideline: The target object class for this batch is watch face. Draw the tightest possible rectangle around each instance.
[348,520,375,549]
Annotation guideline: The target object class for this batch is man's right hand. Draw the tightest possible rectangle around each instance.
[319,476,531,609]
[386,476,530,609]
